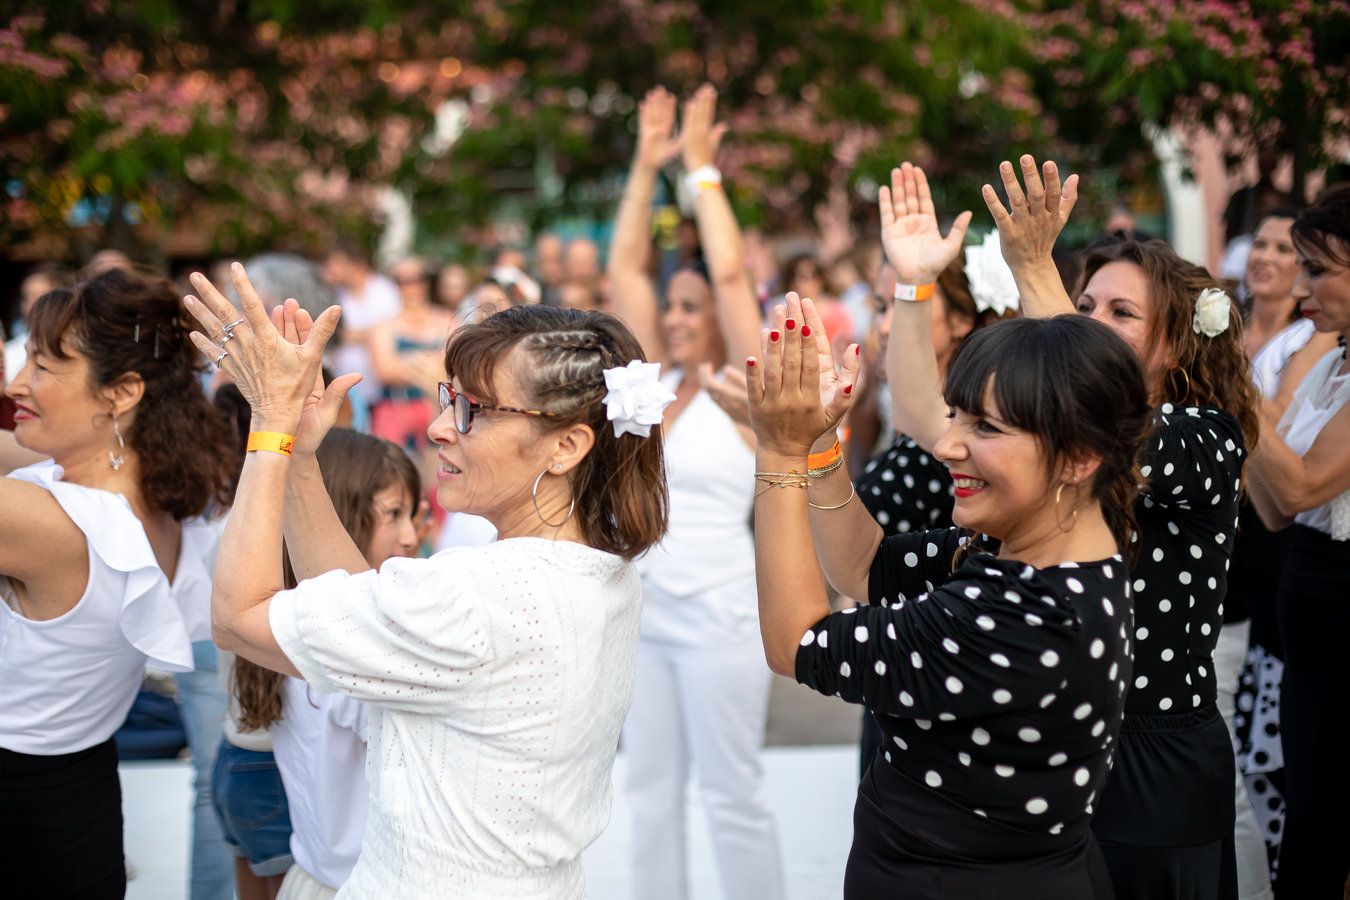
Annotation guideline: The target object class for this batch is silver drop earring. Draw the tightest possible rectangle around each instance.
[109,414,127,471]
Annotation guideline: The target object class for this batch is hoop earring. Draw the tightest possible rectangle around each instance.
[109,414,127,471]
[532,467,576,527]
[1170,365,1191,403]
[1055,481,1080,533]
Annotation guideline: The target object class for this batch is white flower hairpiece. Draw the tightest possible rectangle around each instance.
[603,360,676,438]
[963,230,1020,315]
[1192,287,1233,338]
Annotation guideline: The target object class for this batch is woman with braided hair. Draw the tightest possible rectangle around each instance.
[182,263,670,899]
[606,83,785,900]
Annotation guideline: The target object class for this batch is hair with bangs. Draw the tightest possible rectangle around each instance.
[27,268,234,519]
[1291,183,1350,269]
[943,315,1152,549]
[443,304,668,560]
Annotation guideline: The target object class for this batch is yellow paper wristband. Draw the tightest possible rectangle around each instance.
[246,431,295,456]
[808,440,842,471]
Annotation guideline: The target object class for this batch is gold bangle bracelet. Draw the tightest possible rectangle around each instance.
[807,455,845,478]
[808,484,856,511]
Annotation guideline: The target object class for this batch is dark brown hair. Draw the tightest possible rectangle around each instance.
[443,304,668,560]
[944,315,1152,550]
[1077,236,1260,454]
[27,268,234,519]
[1291,184,1350,269]
[235,428,420,731]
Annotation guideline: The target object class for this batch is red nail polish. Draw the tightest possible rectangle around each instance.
[843,384,853,395]
[801,325,812,338]
[747,358,756,368]
[770,330,780,342]
[854,345,861,356]
[785,318,796,330]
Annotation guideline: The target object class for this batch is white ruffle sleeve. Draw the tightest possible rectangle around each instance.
[8,461,196,671]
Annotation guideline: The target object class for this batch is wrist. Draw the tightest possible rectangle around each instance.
[809,432,839,455]
[757,448,810,470]
[249,414,301,435]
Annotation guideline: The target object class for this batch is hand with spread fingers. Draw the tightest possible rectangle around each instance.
[634,86,684,173]
[981,154,1078,272]
[878,162,972,285]
[746,292,861,458]
[183,262,343,434]
[268,299,364,455]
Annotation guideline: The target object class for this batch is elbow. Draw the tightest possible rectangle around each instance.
[765,649,796,678]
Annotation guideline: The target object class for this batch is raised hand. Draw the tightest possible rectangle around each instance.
[746,293,861,457]
[981,154,1078,271]
[184,264,341,434]
[270,301,362,455]
[696,362,752,429]
[681,83,728,172]
[634,86,683,172]
[878,162,972,285]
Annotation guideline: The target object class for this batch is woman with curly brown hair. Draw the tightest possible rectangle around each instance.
[0,267,235,898]
[980,156,1261,899]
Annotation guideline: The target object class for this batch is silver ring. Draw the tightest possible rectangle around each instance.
[214,349,229,370]
[221,317,246,334]
[218,331,236,348]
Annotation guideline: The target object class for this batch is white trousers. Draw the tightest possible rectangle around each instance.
[1214,620,1275,900]
[276,865,338,900]
[622,637,786,900]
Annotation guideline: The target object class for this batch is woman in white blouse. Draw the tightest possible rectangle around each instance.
[1,268,235,898]
[1247,185,1350,898]
[182,265,672,899]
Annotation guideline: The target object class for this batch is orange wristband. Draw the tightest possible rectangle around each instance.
[808,440,842,470]
[246,431,295,456]
[894,282,936,302]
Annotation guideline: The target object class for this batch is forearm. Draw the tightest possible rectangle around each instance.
[1246,473,1292,532]
[754,450,835,675]
[1010,260,1074,318]
[885,301,948,451]
[283,453,373,581]
[212,449,299,676]
[694,186,762,362]
[805,461,883,601]
[608,163,657,281]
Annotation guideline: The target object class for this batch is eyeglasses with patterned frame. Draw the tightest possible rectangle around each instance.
[437,382,559,434]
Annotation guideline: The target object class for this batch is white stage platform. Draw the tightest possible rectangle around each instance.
[123,745,857,900]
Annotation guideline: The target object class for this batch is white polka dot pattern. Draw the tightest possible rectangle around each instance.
[795,527,1131,834]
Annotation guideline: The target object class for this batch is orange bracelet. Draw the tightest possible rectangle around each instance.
[894,282,936,302]
[808,440,842,470]
[246,431,295,456]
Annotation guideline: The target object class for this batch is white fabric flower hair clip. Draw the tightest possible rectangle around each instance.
[603,360,676,438]
[963,230,1020,315]
[1192,287,1233,338]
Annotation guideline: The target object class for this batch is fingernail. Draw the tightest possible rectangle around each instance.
[747,358,756,368]
[770,330,780,342]
[843,384,853,395]
[800,325,812,338]
[785,318,796,331]
[855,345,861,356]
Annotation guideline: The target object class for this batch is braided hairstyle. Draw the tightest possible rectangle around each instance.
[443,305,669,560]
[27,268,234,519]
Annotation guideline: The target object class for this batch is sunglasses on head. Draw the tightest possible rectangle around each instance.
[437,382,558,434]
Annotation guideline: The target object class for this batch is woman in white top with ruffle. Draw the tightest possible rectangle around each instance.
[181,265,672,899]
[1247,187,1350,898]
[1,268,236,898]
[605,85,785,900]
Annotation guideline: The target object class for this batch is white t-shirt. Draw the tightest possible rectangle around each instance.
[0,461,214,754]
[332,274,401,406]
[1278,348,1350,538]
[272,677,370,889]
[269,538,641,899]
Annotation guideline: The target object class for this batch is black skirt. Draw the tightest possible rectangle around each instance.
[1091,705,1236,899]
[847,751,1114,899]
[0,737,126,899]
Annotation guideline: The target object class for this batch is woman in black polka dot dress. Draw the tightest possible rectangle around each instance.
[746,267,1152,898]
[978,159,1262,899]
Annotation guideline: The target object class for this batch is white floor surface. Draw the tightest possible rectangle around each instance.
[122,745,856,900]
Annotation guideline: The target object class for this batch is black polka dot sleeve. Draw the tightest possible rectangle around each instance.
[855,435,955,538]
[1126,404,1245,714]
[794,528,1134,832]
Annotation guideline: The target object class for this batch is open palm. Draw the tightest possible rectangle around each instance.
[272,301,363,455]
[879,162,972,285]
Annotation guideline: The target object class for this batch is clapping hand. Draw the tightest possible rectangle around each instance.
[634,87,684,172]
[746,292,861,458]
[981,154,1078,270]
[879,162,972,285]
[270,300,363,455]
[680,83,728,171]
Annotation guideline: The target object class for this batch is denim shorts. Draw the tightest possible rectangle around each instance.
[210,740,294,876]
